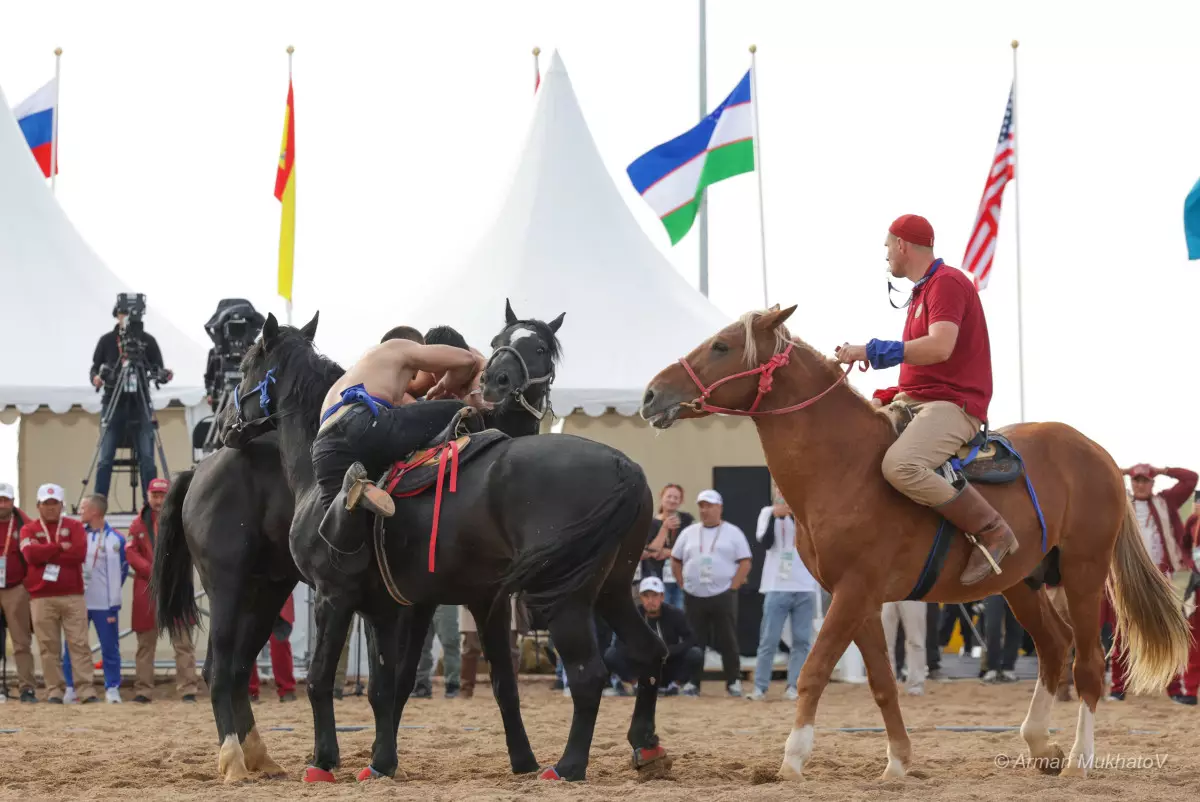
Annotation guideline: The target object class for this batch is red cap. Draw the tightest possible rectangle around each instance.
[1127,464,1154,479]
[889,214,935,247]
[148,478,170,494]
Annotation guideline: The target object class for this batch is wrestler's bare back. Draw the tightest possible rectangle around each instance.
[319,340,479,427]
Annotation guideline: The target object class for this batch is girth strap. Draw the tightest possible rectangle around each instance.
[374,515,412,606]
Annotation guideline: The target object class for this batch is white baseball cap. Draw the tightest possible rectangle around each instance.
[37,483,65,503]
[639,576,665,595]
[696,489,723,506]
[0,483,14,499]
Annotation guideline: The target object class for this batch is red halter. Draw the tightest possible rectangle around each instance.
[677,343,866,417]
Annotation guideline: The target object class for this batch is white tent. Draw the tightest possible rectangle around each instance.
[0,85,206,414]
[320,51,730,417]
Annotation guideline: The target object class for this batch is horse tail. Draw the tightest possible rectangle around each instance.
[1107,497,1192,695]
[151,468,200,638]
[500,457,649,620]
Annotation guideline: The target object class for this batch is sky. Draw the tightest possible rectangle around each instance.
[2,0,1200,500]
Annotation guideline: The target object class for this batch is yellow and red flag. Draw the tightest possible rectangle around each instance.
[275,79,296,304]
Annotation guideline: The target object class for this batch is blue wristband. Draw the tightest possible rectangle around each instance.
[866,339,904,370]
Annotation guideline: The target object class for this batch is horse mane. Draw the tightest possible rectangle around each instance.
[242,326,346,439]
[497,318,564,365]
[736,309,877,411]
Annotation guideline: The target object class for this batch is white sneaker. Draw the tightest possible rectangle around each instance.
[64,687,78,704]
[727,680,743,698]
[981,670,999,683]
[785,687,799,702]
[746,688,767,701]
[681,682,699,697]
[105,688,122,704]
[906,684,925,696]
[562,686,571,698]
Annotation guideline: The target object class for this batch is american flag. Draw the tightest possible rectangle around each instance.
[962,88,1015,290]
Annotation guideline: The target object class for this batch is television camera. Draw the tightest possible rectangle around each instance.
[197,299,266,454]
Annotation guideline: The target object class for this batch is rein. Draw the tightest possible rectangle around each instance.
[484,345,554,421]
[678,343,866,417]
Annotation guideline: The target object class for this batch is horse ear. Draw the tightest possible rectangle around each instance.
[547,312,565,333]
[262,313,280,346]
[753,305,797,331]
[299,311,320,341]
[505,298,518,326]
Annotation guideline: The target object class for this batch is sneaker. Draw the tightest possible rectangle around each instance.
[444,684,460,700]
[927,668,947,681]
[48,696,64,704]
[906,684,925,697]
[785,687,799,702]
[1000,670,1020,683]
[1172,694,1197,706]
[746,688,767,701]
[981,670,1000,684]
[661,682,680,697]
[20,689,37,704]
[1106,691,1125,702]
[681,683,699,697]
[562,686,571,698]
[727,680,743,698]
[133,695,152,704]
[105,688,122,704]
[279,691,297,702]
[602,686,619,697]
[411,686,432,700]
[64,687,78,704]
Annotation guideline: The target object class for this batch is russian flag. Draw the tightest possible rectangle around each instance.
[13,78,57,177]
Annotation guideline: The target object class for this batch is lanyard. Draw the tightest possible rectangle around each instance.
[775,516,793,553]
[90,528,107,568]
[700,524,723,554]
[39,517,62,544]
[1,516,14,558]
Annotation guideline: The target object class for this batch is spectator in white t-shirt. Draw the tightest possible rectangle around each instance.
[671,489,752,697]
[748,486,817,701]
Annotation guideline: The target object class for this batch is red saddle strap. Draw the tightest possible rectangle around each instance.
[427,440,460,573]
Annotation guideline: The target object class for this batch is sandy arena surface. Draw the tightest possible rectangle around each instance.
[0,678,1195,801]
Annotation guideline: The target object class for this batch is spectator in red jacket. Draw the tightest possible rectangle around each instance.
[1106,464,1198,703]
[20,483,97,703]
[249,594,297,702]
[0,482,36,702]
[126,478,199,703]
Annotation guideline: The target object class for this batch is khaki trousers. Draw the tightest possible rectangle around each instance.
[0,584,37,692]
[135,628,199,695]
[882,600,927,688]
[881,394,982,507]
[31,595,96,701]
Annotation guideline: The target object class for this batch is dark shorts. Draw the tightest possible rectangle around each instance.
[311,399,465,508]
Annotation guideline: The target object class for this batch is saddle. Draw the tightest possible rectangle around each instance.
[890,406,1023,485]
[378,407,508,498]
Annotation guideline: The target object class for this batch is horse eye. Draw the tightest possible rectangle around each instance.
[712,341,729,353]
[536,347,546,355]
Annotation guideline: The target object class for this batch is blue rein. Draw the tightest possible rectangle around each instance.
[320,383,394,424]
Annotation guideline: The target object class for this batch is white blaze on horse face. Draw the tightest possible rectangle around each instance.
[509,328,537,344]
[1020,681,1055,757]
[779,725,813,780]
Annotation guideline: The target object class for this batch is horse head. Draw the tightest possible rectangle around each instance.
[640,305,804,429]
[223,311,321,448]
[480,298,564,419]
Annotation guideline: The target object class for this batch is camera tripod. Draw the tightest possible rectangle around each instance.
[77,358,171,514]
[198,371,242,455]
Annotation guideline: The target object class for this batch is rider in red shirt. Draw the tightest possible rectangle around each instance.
[836,214,1016,585]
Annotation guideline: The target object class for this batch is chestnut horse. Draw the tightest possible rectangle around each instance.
[640,306,1190,781]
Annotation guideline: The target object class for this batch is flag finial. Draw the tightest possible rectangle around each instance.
[287,45,295,54]
[749,44,757,54]
[533,46,541,56]
[1011,40,1019,49]
[54,47,62,56]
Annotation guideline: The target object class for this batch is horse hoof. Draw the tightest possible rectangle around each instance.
[1035,745,1066,776]
[303,766,337,783]
[538,766,564,781]
[632,746,670,769]
[357,765,386,782]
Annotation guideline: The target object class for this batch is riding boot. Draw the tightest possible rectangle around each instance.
[318,488,372,574]
[936,482,1019,585]
[344,462,395,518]
[460,654,477,699]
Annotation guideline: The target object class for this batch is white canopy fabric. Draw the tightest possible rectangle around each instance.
[319,51,730,417]
[0,85,207,414]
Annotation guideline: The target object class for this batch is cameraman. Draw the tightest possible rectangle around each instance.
[90,304,172,499]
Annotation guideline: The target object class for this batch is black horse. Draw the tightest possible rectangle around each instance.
[151,304,563,783]
[226,311,669,783]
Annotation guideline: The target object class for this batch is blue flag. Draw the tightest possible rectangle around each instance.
[1185,177,1200,260]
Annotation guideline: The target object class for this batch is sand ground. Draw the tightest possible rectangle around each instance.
[0,678,1194,801]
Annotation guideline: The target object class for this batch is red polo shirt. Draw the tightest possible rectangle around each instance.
[875,261,993,422]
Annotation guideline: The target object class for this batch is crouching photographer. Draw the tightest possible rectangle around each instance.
[89,293,172,501]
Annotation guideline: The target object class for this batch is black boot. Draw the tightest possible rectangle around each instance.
[319,489,372,574]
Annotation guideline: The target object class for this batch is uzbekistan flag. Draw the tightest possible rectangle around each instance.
[13,78,58,177]
[627,71,754,245]
[275,79,296,304]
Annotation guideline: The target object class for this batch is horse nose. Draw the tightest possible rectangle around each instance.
[642,388,655,407]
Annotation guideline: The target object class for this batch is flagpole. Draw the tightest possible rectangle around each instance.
[749,45,768,307]
[51,47,62,195]
[532,46,541,92]
[1011,39,1025,422]
[697,0,709,297]
[286,45,294,326]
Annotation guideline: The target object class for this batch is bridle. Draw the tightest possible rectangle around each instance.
[229,368,277,436]
[484,345,554,421]
[677,344,866,417]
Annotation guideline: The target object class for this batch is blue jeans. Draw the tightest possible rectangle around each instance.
[64,608,122,689]
[95,399,157,498]
[663,583,684,611]
[754,591,816,694]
